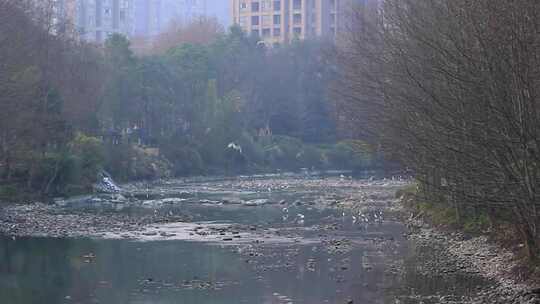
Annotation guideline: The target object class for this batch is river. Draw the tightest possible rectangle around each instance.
[0,173,494,304]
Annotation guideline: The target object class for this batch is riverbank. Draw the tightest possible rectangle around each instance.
[400,195,540,304]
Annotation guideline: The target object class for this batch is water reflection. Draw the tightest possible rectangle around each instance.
[0,234,404,304]
[0,237,262,304]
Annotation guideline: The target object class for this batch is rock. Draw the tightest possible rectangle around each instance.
[93,171,122,194]
[243,199,268,206]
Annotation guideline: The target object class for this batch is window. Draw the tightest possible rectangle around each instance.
[273,0,281,11]
[293,13,302,24]
[293,27,302,35]
[251,15,260,26]
[240,2,248,11]
[293,0,302,10]
[262,15,271,26]
[251,29,260,36]
[273,14,281,25]
[273,27,281,37]
[330,13,336,24]
[261,0,272,11]
[239,16,248,26]
[262,28,271,37]
[252,1,260,12]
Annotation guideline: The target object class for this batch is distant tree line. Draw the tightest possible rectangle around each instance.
[337,0,540,260]
[0,0,379,200]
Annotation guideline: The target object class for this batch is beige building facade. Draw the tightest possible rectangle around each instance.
[231,0,370,45]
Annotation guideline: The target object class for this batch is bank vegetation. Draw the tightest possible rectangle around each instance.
[0,0,384,201]
[337,0,540,262]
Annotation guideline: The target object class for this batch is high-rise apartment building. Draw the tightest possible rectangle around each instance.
[231,0,375,45]
[48,0,229,43]
[73,0,135,43]
[49,0,78,28]
[132,0,162,38]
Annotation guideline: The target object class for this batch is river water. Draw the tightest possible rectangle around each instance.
[0,174,491,304]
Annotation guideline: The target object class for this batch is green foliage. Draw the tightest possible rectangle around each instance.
[104,34,135,68]
[237,133,265,165]
[262,136,304,169]
[12,134,107,197]
[128,146,172,180]
[94,28,348,178]
[167,43,210,80]
[405,186,492,234]
[297,145,324,168]
[104,143,172,181]
[0,185,19,201]
[163,145,204,176]
[70,133,105,182]
[326,140,377,170]
[462,213,491,234]
[52,134,105,195]
[427,204,460,227]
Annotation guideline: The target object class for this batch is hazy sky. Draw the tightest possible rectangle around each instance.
[133,0,231,37]
[206,1,231,26]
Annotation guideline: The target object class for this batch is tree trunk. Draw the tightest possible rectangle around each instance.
[518,223,540,261]
[43,158,61,195]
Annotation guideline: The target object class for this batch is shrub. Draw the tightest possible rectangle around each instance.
[237,133,265,165]
[104,142,134,182]
[262,136,305,169]
[24,134,107,196]
[165,145,204,176]
[326,140,375,170]
[297,145,324,168]
[0,185,18,201]
[70,133,105,185]
[129,146,172,180]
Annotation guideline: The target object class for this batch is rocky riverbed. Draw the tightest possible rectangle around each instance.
[400,203,540,304]
[0,202,193,238]
[0,174,538,304]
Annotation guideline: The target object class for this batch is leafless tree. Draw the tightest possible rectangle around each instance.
[0,0,104,194]
[336,0,540,260]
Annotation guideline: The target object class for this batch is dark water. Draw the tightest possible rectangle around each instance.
[0,235,395,304]
[0,175,490,304]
